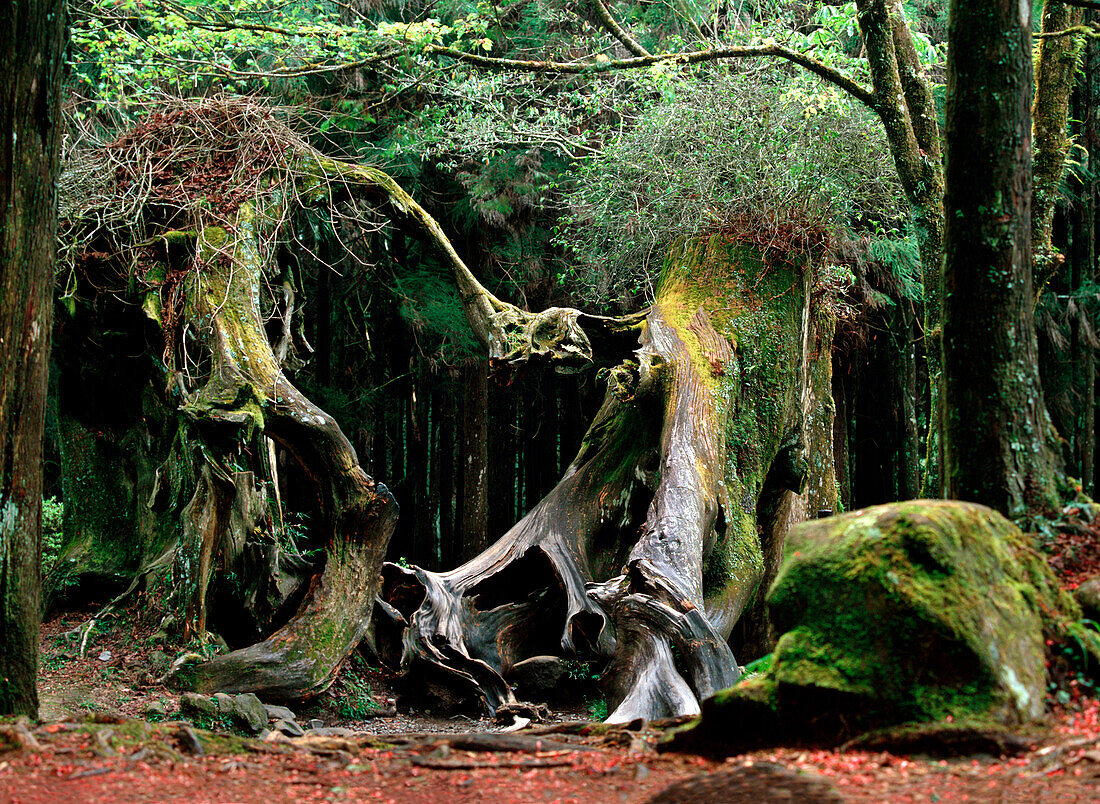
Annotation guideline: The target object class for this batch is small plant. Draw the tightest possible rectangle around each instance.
[587,698,609,721]
[41,653,70,672]
[335,656,381,720]
[189,713,241,734]
[338,686,380,720]
[145,704,174,723]
[740,652,774,679]
[41,496,65,572]
[562,658,600,682]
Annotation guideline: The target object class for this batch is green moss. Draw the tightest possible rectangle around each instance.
[771,627,877,697]
[666,501,1073,755]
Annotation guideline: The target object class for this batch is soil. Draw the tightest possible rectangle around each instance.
[4,509,1099,803]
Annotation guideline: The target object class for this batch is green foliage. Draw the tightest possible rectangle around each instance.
[40,652,71,672]
[867,233,924,301]
[335,656,381,720]
[41,496,65,573]
[394,267,480,358]
[587,698,609,721]
[337,681,381,720]
[188,712,244,735]
[559,70,906,304]
[69,0,382,115]
[561,658,600,682]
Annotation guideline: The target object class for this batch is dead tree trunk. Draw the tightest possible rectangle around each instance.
[379,237,837,721]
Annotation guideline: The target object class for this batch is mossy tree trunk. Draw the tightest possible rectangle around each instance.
[167,210,399,697]
[54,116,421,700]
[942,0,1060,517]
[0,0,65,718]
[1032,0,1085,294]
[379,237,837,722]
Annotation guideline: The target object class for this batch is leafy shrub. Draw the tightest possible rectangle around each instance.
[557,70,907,305]
[587,698,609,721]
[41,497,65,572]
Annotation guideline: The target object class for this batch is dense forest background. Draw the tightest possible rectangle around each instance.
[47,0,1096,577]
[2,0,1098,724]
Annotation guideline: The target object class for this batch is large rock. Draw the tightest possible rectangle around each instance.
[180,692,216,717]
[507,655,566,695]
[230,693,269,734]
[666,501,1097,754]
[1075,577,1100,622]
[644,763,843,803]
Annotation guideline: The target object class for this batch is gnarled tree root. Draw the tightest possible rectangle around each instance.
[379,237,837,722]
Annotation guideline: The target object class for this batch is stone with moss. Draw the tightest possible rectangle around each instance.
[664,500,1100,754]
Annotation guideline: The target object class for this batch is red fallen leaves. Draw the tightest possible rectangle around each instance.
[1055,697,1100,737]
[1045,514,1100,591]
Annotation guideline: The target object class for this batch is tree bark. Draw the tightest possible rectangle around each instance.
[943,0,1060,518]
[164,211,399,698]
[855,0,946,496]
[0,0,65,718]
[461,358,489,558]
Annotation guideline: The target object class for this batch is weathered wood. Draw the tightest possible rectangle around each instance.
[171,212,398,699]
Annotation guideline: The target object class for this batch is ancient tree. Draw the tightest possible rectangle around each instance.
[58,99,837,717]
[0,0,66,718]
[379,242,838,722]
[56,102,408,699]
[942,0,1059,516]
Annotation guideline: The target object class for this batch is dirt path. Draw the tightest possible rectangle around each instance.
[3,713,1100,803]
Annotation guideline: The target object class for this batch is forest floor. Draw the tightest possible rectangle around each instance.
[3,509,1100,803]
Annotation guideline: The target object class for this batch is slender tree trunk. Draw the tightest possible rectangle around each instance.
[943,0,1059,518]
[461,358,489,558]
[0,0,65,718]
[439,381,457,566]
[855,0,946,496]
[1033,0,1084,294]
[1079,36,1096,499]
[409,363,430,565]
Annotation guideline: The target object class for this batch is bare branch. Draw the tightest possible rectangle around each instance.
[425,43,879,111]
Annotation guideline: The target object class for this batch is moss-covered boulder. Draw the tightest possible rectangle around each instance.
[665,500,1098,754]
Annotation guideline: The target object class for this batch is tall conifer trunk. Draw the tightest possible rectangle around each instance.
[943,0,1059,517]
[0,0,66,717]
